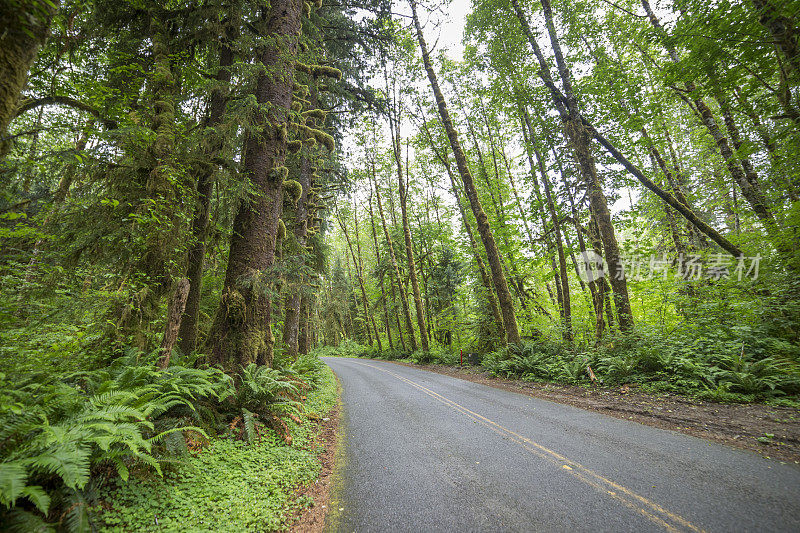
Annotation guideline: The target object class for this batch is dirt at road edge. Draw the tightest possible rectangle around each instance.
[289,380,342,532]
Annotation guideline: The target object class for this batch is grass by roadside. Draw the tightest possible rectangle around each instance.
[94,366,339,532]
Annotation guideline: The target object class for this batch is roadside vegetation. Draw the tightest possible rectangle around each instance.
[0,329,335,531]
[320,327,800,407]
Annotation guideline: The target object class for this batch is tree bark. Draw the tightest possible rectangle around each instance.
[178,41,233,356]
[207,0,303,370]
[158,278,191,370]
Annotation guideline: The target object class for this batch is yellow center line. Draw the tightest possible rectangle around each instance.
[347,359,705,533]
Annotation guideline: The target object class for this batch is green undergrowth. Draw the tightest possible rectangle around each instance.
[319,328,800,407]
[94,365,338,532]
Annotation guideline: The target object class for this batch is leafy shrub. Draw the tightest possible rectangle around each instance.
[0,358,229,530]
[477,327,800,404]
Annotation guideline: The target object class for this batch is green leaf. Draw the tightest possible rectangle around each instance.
[21,485,51,515]
[0,462,28,506]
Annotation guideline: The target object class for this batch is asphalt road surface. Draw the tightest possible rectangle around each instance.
[322,357,800,533]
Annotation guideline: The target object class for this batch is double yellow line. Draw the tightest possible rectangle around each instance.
[348,360,705,533]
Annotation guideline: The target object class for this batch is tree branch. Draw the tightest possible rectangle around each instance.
[14,96,117,129]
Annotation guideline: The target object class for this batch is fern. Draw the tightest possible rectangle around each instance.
[0,359,230,526]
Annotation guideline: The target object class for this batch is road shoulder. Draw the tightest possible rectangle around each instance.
[289,373,343,532]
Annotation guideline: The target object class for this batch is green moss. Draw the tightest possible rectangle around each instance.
[270,166,289,181]
[302,109,326,121]
[312,65,341,80]
[277,218,287,240]
[283,179,303,205]
[295,63,342,81]
[287,140,302,154]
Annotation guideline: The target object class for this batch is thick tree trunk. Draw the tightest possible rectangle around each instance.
[178,43,233,356]
[411,0,521,344]
[206,0,302,370]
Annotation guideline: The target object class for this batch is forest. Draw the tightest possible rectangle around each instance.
[1,0,799,530]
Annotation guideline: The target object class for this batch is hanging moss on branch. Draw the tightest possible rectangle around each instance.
[283,179,303,205]
[302,108,327,121]
[295,62,343,80]
[296,124,335,151]
[277,218,287,241]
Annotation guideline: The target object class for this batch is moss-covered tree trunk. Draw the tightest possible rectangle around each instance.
[0,0,58,160]
[178,41,234,356]
[281,150,311,359]
[411,0,521,345]
[127,17,185,348]
[207,0,302,369]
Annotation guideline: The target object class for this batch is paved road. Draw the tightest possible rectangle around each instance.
[322,357,800,533]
